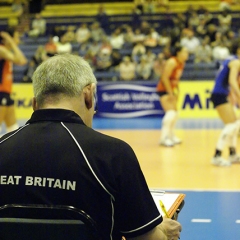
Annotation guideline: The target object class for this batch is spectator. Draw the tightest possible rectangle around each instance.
[187,10,200,30]
[153,52,166,79]
[95,50,112,72]
[96,4,109,33]
[75,23,91,50]
[28,13,46,37]
[134,0,145,14]
[206,24,218,43]
[44,35,57,57]
[196,17,208,39]
[158,29,171,47]
[180,29,200,54]
[133,28,146,43]
[194,37,213,63]
[201,9,213,26]
[109,28,124,51]
[111,49,122,70]
[132,41,146,63]
[64,25,76,43]
[22,58,37,83]
[136,55,153,80]
[99,37,112,56]
[143,48,156,66]
[33,45,47,65]
[11,0,23,15]
[119,56,136,81]
[88,40,101,56]
[90,21,105,43]
[211,31,223,48]
[144,28,159,48]
[83,49,97,71]
[218,9,232,34]
[56,33,72,54]
[123,25,135,48]
[212,41,230,61]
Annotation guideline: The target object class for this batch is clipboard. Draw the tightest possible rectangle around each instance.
[150,189,186,219]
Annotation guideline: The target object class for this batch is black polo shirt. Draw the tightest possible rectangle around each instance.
[0,109,162,240]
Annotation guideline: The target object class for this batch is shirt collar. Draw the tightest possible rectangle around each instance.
[26,109,85,125]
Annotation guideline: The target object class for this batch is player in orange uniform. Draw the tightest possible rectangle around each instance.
[0,28,27,133]
[156,46,188,147]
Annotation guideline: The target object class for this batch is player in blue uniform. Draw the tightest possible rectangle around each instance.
[210,43,240,166]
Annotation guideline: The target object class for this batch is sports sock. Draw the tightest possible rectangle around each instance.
[161,110,177,141]
[214,149,222,157]
[169,110,178,138]
[216,122,238,152]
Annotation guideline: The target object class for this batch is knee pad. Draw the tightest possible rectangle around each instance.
[6,123,19,133]
[222,123,238,139]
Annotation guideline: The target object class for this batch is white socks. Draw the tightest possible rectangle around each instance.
[216,122,239,150]
[161,110,178,141]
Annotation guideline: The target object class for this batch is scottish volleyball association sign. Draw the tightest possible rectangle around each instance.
[96,82,164,118]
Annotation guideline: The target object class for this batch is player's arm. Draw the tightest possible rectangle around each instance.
[228,59,240,105]
[0,32,27,65]
[161,58,177,95]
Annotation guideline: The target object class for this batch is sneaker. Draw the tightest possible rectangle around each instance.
[159,138,174,147]
[211,156,231,167]
[229,154,240,163]
[171,136,182,144]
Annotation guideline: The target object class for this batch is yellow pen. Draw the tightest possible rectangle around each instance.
[159,200,170,218]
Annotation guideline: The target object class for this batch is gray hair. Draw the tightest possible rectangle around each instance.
[32,53,97,105]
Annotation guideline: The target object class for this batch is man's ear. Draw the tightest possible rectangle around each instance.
[32,97,38,111]
[83,84,93,110]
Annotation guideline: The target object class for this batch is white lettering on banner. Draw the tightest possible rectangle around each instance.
[25,176,76,191]
[0,175,22,185]
[0,175,76,191]
[102,92,131,101]
[131,93,159,101]
[114,102,154,110]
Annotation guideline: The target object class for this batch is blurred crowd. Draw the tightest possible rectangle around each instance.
[18,2,240,82]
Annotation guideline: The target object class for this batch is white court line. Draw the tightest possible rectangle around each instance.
[236,220,240,224]
[191,219,212,223]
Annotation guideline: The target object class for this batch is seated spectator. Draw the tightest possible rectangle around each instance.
[56,33,72,54]
[140,21,151,35]
[212,41,230,61]
[132,41,146,63]
[28,13,46,38]
[22,59,37,83]
[211,31,223,48]
[201,9,213,26]
[95,50,112,72]
[44,35,57,57]
[84,50,97,71]
[33,45,48,65]
[196,17,207,39]
[153,52,166,79]
[90,21,105,43]
[75,23,91,50]
[143,49,156,66]
[99,37,112,56]
[180,29,200,54]
[119,56,136,81]
[111,50,122,70]
[11,0,23,15]
[158,29,171,47]
[123,25,135,48]
[136,55,152,80]
[143,28,159,48]
[187,10,200,30]
[218,9,232,34]
[109,28,124,51]
[194,37,212,63]
[64,25,76,43]
[88,40,101,56]
[133,28,145,43]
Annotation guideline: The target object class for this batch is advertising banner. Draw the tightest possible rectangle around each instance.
[12,80,219,120]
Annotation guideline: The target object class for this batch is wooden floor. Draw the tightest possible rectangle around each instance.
[99,129,240,191]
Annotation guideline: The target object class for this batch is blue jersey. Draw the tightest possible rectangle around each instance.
[212,56,238,95]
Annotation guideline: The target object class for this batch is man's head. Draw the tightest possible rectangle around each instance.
[32,53,97,127]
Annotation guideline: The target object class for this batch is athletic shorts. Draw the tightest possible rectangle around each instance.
[210,93,228,108]
[156,91,168,97]
[0,92,14,106]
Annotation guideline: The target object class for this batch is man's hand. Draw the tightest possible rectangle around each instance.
[158,217,182,240]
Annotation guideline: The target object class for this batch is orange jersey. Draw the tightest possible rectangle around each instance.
[156,57,184,92]
[0,58,13,93]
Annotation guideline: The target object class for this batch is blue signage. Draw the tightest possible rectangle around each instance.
[95,81,164,118]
